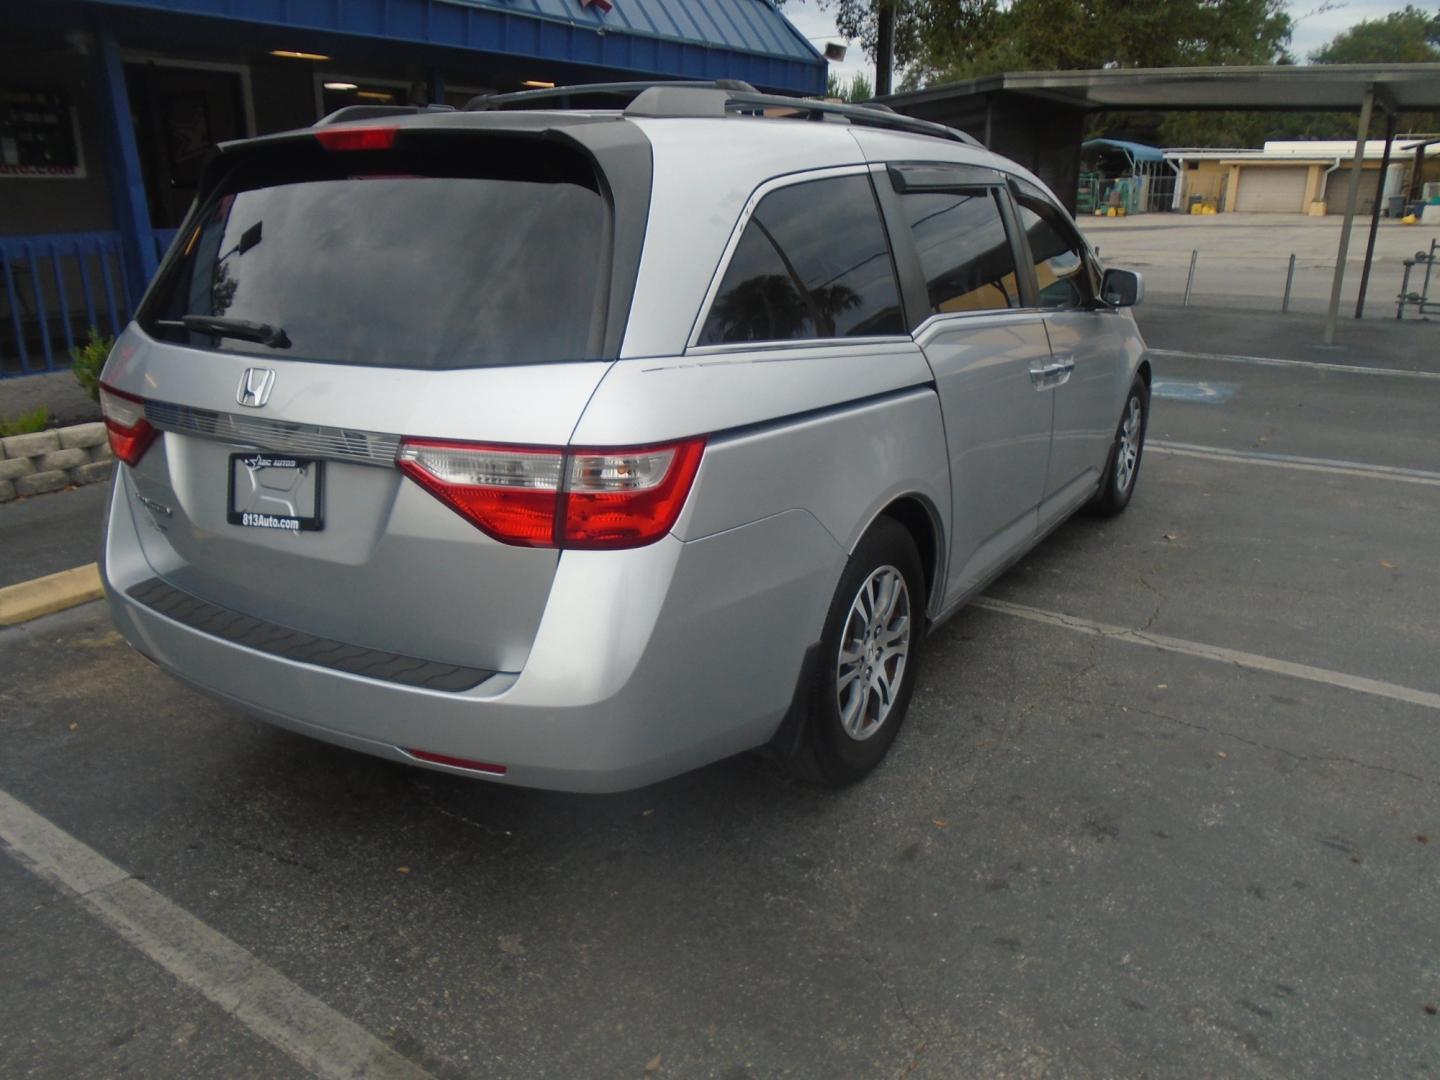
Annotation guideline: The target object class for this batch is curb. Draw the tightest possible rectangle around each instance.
[0,564,104,627]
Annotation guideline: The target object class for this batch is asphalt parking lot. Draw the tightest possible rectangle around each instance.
[2,304,1438,1078]
[1084,213,1440,318]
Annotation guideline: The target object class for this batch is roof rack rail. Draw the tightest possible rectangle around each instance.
[315,104,456,126]
[464,81,983,147]
[465,80,757,112]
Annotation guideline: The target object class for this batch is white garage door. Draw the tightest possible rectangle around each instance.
[1234,166,1308,213]
[1324,167,1382,214]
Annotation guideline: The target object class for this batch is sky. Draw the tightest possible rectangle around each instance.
[781,0,1420,93]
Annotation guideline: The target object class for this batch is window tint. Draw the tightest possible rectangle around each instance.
[698,174,903,345]
[900,189,1020,315]
[1012,179,1094,309]
[141,139,608,369]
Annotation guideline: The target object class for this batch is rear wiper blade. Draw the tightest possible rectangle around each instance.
[158,315,291,349]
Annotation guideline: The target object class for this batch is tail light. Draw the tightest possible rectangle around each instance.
[397,437,705,550]
[99,384,158,466]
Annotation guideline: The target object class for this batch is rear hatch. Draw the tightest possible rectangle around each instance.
[103,118,649,672]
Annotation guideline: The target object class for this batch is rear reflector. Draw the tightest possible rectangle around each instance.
[396,437,705,550]
[405,749,508,776]
[99,383,158,466]
[314,125,398,152]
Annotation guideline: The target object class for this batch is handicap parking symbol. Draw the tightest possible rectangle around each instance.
[1152,379,1238,404]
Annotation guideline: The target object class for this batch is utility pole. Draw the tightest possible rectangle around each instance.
[875,2,894,96]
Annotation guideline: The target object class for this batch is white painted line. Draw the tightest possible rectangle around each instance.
[0,788,432,1080]
[973,597,1440,713]
[1149,346,1440,382]
[1149,441,1440,487]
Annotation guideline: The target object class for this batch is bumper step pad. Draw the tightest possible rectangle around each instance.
[125,577,495,692]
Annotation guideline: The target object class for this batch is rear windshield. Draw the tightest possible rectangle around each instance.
[141,137,609,369]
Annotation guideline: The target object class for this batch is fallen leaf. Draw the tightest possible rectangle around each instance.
[1162,532,1179,542]
[932,819,949,829]
[397,866,411,874]
[642,808,654,817]
[1380,560,1397,570]
[68,722,78,731]
[1417,835,1430,845]
[1217,752,1228,759]
[644,1054,662,1072]
[1425,1003,1437,1015]
[1156,684,1168,690]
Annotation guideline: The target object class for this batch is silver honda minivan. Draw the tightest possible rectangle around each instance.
[100,82,1148,793]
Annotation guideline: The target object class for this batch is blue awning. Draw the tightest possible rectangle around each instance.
[83,0,827,95]
[1083,138,1165,163]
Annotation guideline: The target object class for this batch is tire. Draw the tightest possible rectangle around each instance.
[787,517,925,786]
[1089,373,1149,518]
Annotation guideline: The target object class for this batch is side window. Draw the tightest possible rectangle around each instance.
[1012,179,1095,309]
[899,188,1020,316]
[697,174,904,345]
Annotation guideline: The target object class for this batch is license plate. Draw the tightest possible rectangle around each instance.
[227,452,324,532]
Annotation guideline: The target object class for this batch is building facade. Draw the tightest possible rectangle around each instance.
[1,0,825,377]
[1165,140,1440,215]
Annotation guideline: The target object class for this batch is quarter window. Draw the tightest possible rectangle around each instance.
[1012,179,1095,309]
[697,174,904,345]
[899,189,1020,316]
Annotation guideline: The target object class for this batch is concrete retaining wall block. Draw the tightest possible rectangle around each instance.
[58,422,108,450]
[14,470,70,497]
[38,448,90,472]
[73,460,114,485]
[0,456,36,482]
[1,431,61,459]
[0,420,119,503]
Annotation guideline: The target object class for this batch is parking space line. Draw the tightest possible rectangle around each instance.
[0,787,432,1080]
[1149,347,1440,382]
[1149,441,1440,486]
[973,598,1440,712]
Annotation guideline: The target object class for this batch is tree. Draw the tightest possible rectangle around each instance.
[906,0,1292,87]
[846,71,874,102]
[1309,5,1440,63]
[824,71,875,103]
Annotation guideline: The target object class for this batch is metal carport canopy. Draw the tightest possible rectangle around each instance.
[885,63,1440,113]
[885,64,1440,344]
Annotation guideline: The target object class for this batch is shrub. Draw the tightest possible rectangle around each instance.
[0,405,52,437]
[70,327,113,404]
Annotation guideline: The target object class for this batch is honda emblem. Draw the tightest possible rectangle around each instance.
[237,368,276,408]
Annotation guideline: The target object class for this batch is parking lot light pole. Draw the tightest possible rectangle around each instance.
[1324,84,1375,346]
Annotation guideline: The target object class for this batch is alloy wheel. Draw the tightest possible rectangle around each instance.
[835,565,912,741]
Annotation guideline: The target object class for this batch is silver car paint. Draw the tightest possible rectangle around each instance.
[101,112,1148,791]
[914,310,1057,606]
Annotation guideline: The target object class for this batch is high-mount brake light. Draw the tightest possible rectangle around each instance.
[314,126,398,152]
[99,384,158,466]
[395,437,706,550]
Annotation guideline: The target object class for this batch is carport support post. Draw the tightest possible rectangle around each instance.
[1355,107,1397,319]
[1324,85,1375,346]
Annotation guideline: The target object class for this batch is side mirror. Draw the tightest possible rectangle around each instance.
[1100,267,1143,308]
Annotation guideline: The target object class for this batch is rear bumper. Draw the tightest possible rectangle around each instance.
[102,471,844,793]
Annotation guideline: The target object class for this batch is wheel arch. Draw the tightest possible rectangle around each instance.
[862,494,946,621]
